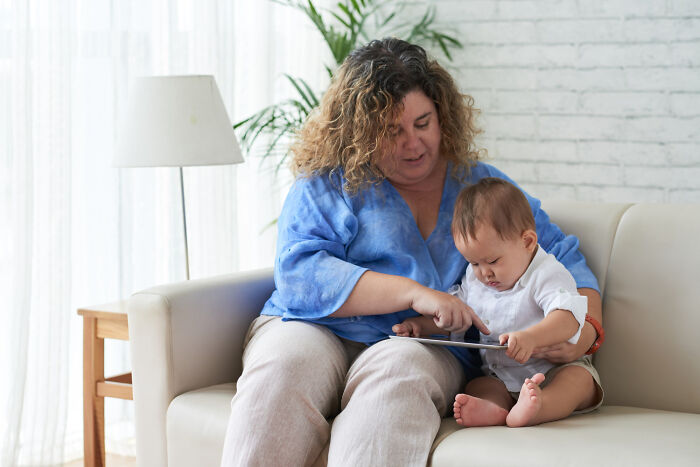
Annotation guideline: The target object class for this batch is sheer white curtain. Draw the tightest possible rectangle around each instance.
[0,0,328,465]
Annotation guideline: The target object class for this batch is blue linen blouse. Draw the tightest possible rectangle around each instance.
[261,162,599,378]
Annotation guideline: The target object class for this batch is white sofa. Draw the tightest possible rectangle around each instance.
[128,201,700,466]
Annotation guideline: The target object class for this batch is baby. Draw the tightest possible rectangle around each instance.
[393,177,602,427]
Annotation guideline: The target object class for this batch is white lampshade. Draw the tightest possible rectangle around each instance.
[114,75,244,167]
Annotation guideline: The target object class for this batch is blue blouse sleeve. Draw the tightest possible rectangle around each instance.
[482,164,600,292]
[273,174,369,319]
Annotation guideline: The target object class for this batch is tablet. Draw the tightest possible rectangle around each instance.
[389,335,507,350]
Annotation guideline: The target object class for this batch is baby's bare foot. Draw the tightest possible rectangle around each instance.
[506,373,545,427]
[453,393,508,427]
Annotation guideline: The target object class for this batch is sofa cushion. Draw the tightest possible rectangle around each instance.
[168,384,700,467]
[167,383,236,467]
[430,406,700,467]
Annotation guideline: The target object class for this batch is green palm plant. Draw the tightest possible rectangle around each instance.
[235,0,463,171]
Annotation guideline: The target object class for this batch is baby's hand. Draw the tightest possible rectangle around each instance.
[392,318,423,337]
[500,330,537,364]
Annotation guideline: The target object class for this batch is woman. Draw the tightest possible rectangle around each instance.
[221,38,602,466]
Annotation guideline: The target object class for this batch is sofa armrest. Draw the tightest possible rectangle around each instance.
[128,268,274,467]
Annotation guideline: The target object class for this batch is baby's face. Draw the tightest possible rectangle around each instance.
[455,224,536,292]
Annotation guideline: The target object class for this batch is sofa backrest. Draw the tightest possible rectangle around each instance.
[542,200,631,296]
[597,204,700,414]
[544,201,700,415]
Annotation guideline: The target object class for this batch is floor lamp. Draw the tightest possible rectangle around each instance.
[113,75,244,280]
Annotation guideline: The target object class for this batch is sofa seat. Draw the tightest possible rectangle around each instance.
[167,382,700,467]
[167,383,236,467]
[431,406,700,466]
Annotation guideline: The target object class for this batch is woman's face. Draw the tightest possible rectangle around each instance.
[377,90,442,188]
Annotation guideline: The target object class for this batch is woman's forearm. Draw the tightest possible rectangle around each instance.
[332,271,490,335]
[577,288,602,352]
[331,271,421,317]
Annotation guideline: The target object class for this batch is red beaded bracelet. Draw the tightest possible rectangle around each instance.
[584,314,605,355]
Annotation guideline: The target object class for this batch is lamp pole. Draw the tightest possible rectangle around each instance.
[179,166,190,280]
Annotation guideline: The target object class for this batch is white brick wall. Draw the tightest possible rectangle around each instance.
[435,0,700,202]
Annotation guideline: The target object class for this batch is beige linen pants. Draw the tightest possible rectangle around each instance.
[220,315,465,467]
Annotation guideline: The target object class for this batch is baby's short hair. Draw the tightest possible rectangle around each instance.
[452,177,536,241]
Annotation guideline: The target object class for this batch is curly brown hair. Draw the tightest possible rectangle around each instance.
[290,37,483,194]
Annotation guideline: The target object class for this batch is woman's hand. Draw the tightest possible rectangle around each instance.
[410,286,490,334]
[531,321,595,363]
[531,342,580,363]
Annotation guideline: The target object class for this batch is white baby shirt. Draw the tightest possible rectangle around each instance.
[453,246,588,391]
